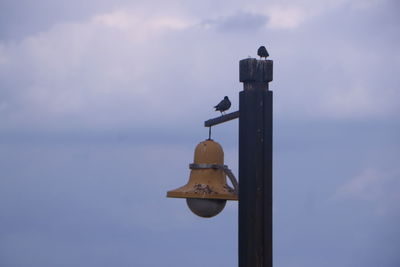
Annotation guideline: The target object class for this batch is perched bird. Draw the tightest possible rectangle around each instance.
[214,96,231,115]
[257,46,269,59]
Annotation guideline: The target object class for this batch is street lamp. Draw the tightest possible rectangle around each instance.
[167,139,238,218]
[167,48,273,267]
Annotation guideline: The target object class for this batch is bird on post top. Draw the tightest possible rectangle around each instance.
[214,96,231,115]
[257,46,269,59]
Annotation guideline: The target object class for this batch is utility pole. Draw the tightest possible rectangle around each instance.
[238,58,273,267]
[167,52,274,267]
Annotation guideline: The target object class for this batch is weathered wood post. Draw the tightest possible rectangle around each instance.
[239,58,273,267]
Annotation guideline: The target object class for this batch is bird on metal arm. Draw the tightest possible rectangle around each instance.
[214,96,231,115]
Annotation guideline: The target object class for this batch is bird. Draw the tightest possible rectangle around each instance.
[257,46,269,59]
[214,96,231,115]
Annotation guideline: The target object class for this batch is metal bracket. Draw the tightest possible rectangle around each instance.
[189,163,239,193]
[204,110,239,127]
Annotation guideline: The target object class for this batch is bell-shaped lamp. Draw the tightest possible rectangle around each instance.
[167,139,238,218]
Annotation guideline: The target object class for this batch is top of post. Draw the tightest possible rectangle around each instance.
[239,58,273,84]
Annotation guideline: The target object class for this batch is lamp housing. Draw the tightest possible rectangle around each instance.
[167,139,238,217]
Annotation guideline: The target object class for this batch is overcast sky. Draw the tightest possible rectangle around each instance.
[0,0,399,266]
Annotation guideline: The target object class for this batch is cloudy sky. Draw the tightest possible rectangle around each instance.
[0,0,399,266]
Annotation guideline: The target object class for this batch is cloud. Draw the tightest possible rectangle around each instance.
[272,0,400,120]
[93,9,195,32]
[202,12,268,31]
[0,0,399,136]
[0,8,203,132]
[336,168,400,215]
[266,6,308,29]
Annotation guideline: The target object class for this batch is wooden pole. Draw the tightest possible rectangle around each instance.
[238,58,273,267]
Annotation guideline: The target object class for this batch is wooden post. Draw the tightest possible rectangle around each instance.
[238,58,273,267]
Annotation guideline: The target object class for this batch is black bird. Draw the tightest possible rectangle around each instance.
[214,96,231,115]
[257,46,269,59]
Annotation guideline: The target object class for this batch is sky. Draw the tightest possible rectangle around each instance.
[0,0,399,266]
